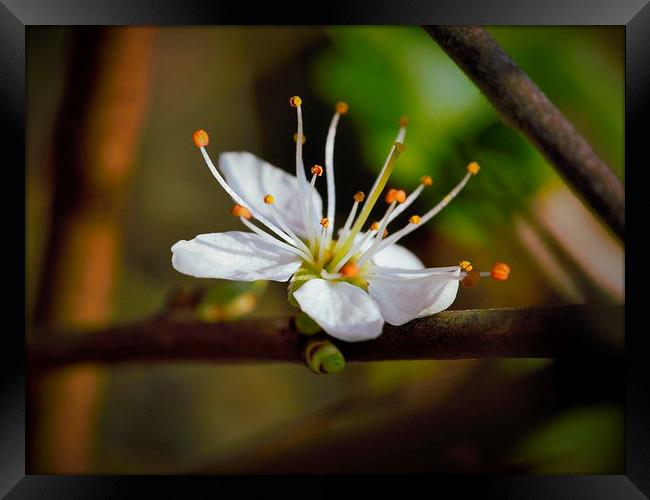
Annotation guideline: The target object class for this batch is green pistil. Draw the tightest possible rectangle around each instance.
[327,142,405,272]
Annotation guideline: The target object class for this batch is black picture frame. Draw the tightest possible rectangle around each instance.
[5,0,648,497]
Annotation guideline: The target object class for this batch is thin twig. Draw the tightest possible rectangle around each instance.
[28,305,623,370]
[424,26,624,240]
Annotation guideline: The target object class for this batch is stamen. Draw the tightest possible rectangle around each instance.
[266,198,312,256]
[367,267,463,285]
[305,167,322,253]
[367,273,458,285]
[324,104,346,248]
[192,129,209,148]
[355,217,419,265]
[459,260,473,272]
[230,204,251,219]
[490,262,511,281]
[409,215,421,224]
[291,96,317,248]
[355,201,398,268]
[330,142,405,270]
[368,265,459,277]
[369,261,509,286]
[389,180,429,222]
[334,192,364,253]
[317,221,329,265]
[368,163,480,256]
[196,137,296,246]
[239,216,314,263]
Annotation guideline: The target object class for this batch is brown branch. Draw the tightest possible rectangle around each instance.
[424,26,624,240]
[28,304,623,370]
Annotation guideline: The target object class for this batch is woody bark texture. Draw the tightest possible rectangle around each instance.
[29,305,623,369]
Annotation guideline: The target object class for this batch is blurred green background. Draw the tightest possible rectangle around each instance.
[27,26,624,473]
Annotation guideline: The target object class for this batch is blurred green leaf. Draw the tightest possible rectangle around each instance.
[510,405,623,473]
[312,27,623,246]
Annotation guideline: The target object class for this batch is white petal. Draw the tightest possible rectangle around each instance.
[367,267,460,326]
[371,243,424,270]
[293,279,384,342]
[219,152,323,237]
[171,231,301,282]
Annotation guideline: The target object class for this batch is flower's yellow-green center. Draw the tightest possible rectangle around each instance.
[287,238,370,307]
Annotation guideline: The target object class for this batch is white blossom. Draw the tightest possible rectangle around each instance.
[172,98,509,342]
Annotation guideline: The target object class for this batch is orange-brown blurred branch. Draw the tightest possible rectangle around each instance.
[28,304,623,370]
[29,27,156,474]
[424,26,624,240]
[33,27,156,329]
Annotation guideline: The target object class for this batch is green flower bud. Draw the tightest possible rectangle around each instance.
[294,311,322,335]
[305,340,346,375]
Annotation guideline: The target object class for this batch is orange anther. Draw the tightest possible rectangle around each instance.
[289,96,302,107]
[420,175,433,186]
[385,188,406,204]
[230,204,252,219]
[399,116,409,127]
[311,165,324,176]
[340,262,360,277]
[320,217,330,228]
[461,269,481,287]
[459,260,473,272]
[491,262,511,281]
[336,101,349,114]
[263,194,275,204]
[192,129,209,148]
[385,189,397,203]
[467,161,480,175]
[409,215,421,225]
[353,191,365,203]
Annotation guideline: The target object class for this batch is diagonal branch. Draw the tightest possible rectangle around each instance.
[28,304,623,370]
[424,26,624,240]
